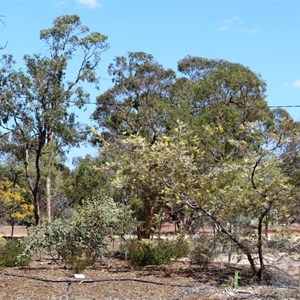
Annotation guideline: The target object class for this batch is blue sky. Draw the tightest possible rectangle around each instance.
[1,0,300,165]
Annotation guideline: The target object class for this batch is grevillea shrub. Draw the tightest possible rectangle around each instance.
[126,237,190,266]
[0,239,30,267]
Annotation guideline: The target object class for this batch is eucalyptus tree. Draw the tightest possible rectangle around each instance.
[64,155,110,205]
[177,56,269,119]
[94,54,273,161]
[273,109,300,222]
[0,15,108,225]
[276,109,300,185]
[175,56,274,161]
[92,52,176,143]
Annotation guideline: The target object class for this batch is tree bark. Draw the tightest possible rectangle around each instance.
[24,138,43,226]
[10,222,14,238]
[138,201,154,239]
[46,174,51,222]
[257,201,273,283]
[46,131,54,222]
[257,217,265,283]
[25,148,39,226]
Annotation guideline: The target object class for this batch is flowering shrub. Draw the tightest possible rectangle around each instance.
[0,178,33,224]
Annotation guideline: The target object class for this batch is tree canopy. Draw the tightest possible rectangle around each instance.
[0,15,108,225]
[0,15,299,283]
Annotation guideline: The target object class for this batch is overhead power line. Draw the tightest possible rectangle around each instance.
[82,102,300,108]
[269,105,300,108]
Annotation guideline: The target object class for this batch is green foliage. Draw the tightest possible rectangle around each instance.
[126,240,169,266]
[93,51,176,141]
[190,244,213,266]
[64,155,110,205]
[177,56,270,123]
[169,236,190,260]
[20,193,135,265]
[189,235,215,266]
[0,14,109,225]
[126,237,189,266]
[98,112,299,278]
[66,252,93,274]
[0,239,30,267]
[98,121,206,238]
[0,20,298,282]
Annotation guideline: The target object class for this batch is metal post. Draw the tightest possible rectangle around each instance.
[234,271,239,289]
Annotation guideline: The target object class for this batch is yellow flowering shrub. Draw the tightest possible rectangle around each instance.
[0,178,33,222]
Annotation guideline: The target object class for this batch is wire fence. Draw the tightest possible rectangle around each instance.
[1,223,299,283]
[143,217,300,291]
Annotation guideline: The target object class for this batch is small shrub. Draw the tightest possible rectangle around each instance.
[190,244,213,266]
[126,238,190,266]
[0,239,30,267]
[20,193,135,266]
[66,256,93,274]
[125,240,143,265]
[65,246,94,273]
[169,236,190,260]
